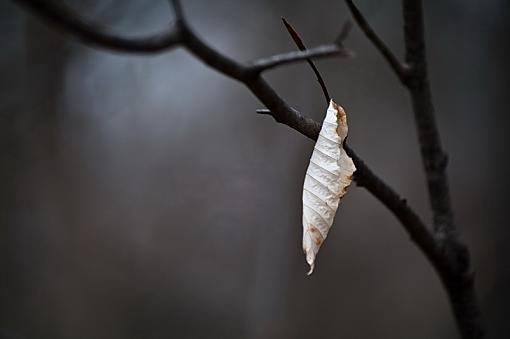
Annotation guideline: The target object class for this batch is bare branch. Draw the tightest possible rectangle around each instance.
[345,0,410,85]
[335,20,353,45]
[255,106,440,260]
[12,0,484,338]
[282,17,334,104]
[401,1,484,337]
[344,144,441,265]
[168,0,184,22]
[249,19,352,77]
[13,0,182,53]
[179,23,250,82]
[403,0,451,235]
[249,44,352,73]
[344,0,485,336]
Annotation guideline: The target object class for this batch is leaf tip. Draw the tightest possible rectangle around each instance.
[306,262,315,276]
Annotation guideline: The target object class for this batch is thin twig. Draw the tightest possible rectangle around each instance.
[11,0,483,338]
[335,20,353,45]
[13,0,434,265]
[169,0,184,22]
[345,0,410,85]
[255,109,272,115]
[250,44,352,73]
[12,0,351,79]
[282,17,336,104]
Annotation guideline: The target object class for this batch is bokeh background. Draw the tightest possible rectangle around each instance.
[1,0,508,338]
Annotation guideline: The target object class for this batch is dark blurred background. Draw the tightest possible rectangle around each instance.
[1,0,508,338]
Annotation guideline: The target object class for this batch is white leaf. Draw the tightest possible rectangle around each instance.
[302,99,356,275]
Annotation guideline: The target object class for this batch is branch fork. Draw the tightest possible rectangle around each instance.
[12,0,483,338]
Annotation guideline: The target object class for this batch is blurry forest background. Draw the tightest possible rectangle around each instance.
[1,0,509,338]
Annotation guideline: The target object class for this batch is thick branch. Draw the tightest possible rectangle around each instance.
[13,0,350,80]
[345,0,410,85]
[346,0,483,337]
[14,0,437,269]
[403,0,452,237]
[13,0,182,53]
[12,0,483,338]
[402,1,484,338]
[178,23,250,81]
[345,144,441,265]
[257,108,440,266]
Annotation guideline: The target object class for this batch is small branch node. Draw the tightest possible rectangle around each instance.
[335,20,353,46]
[255,108,272,115]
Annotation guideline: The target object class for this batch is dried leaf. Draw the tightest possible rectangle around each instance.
[302,99,356,275]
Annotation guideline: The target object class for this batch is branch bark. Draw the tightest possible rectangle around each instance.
[346,1,484,338]
[345,0,410,85]
[13,0,483,338]
[249,44,352,74]
[402,1,483,337]
[13,0,182,53]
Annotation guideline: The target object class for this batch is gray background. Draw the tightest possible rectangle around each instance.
[1,0,508,338]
